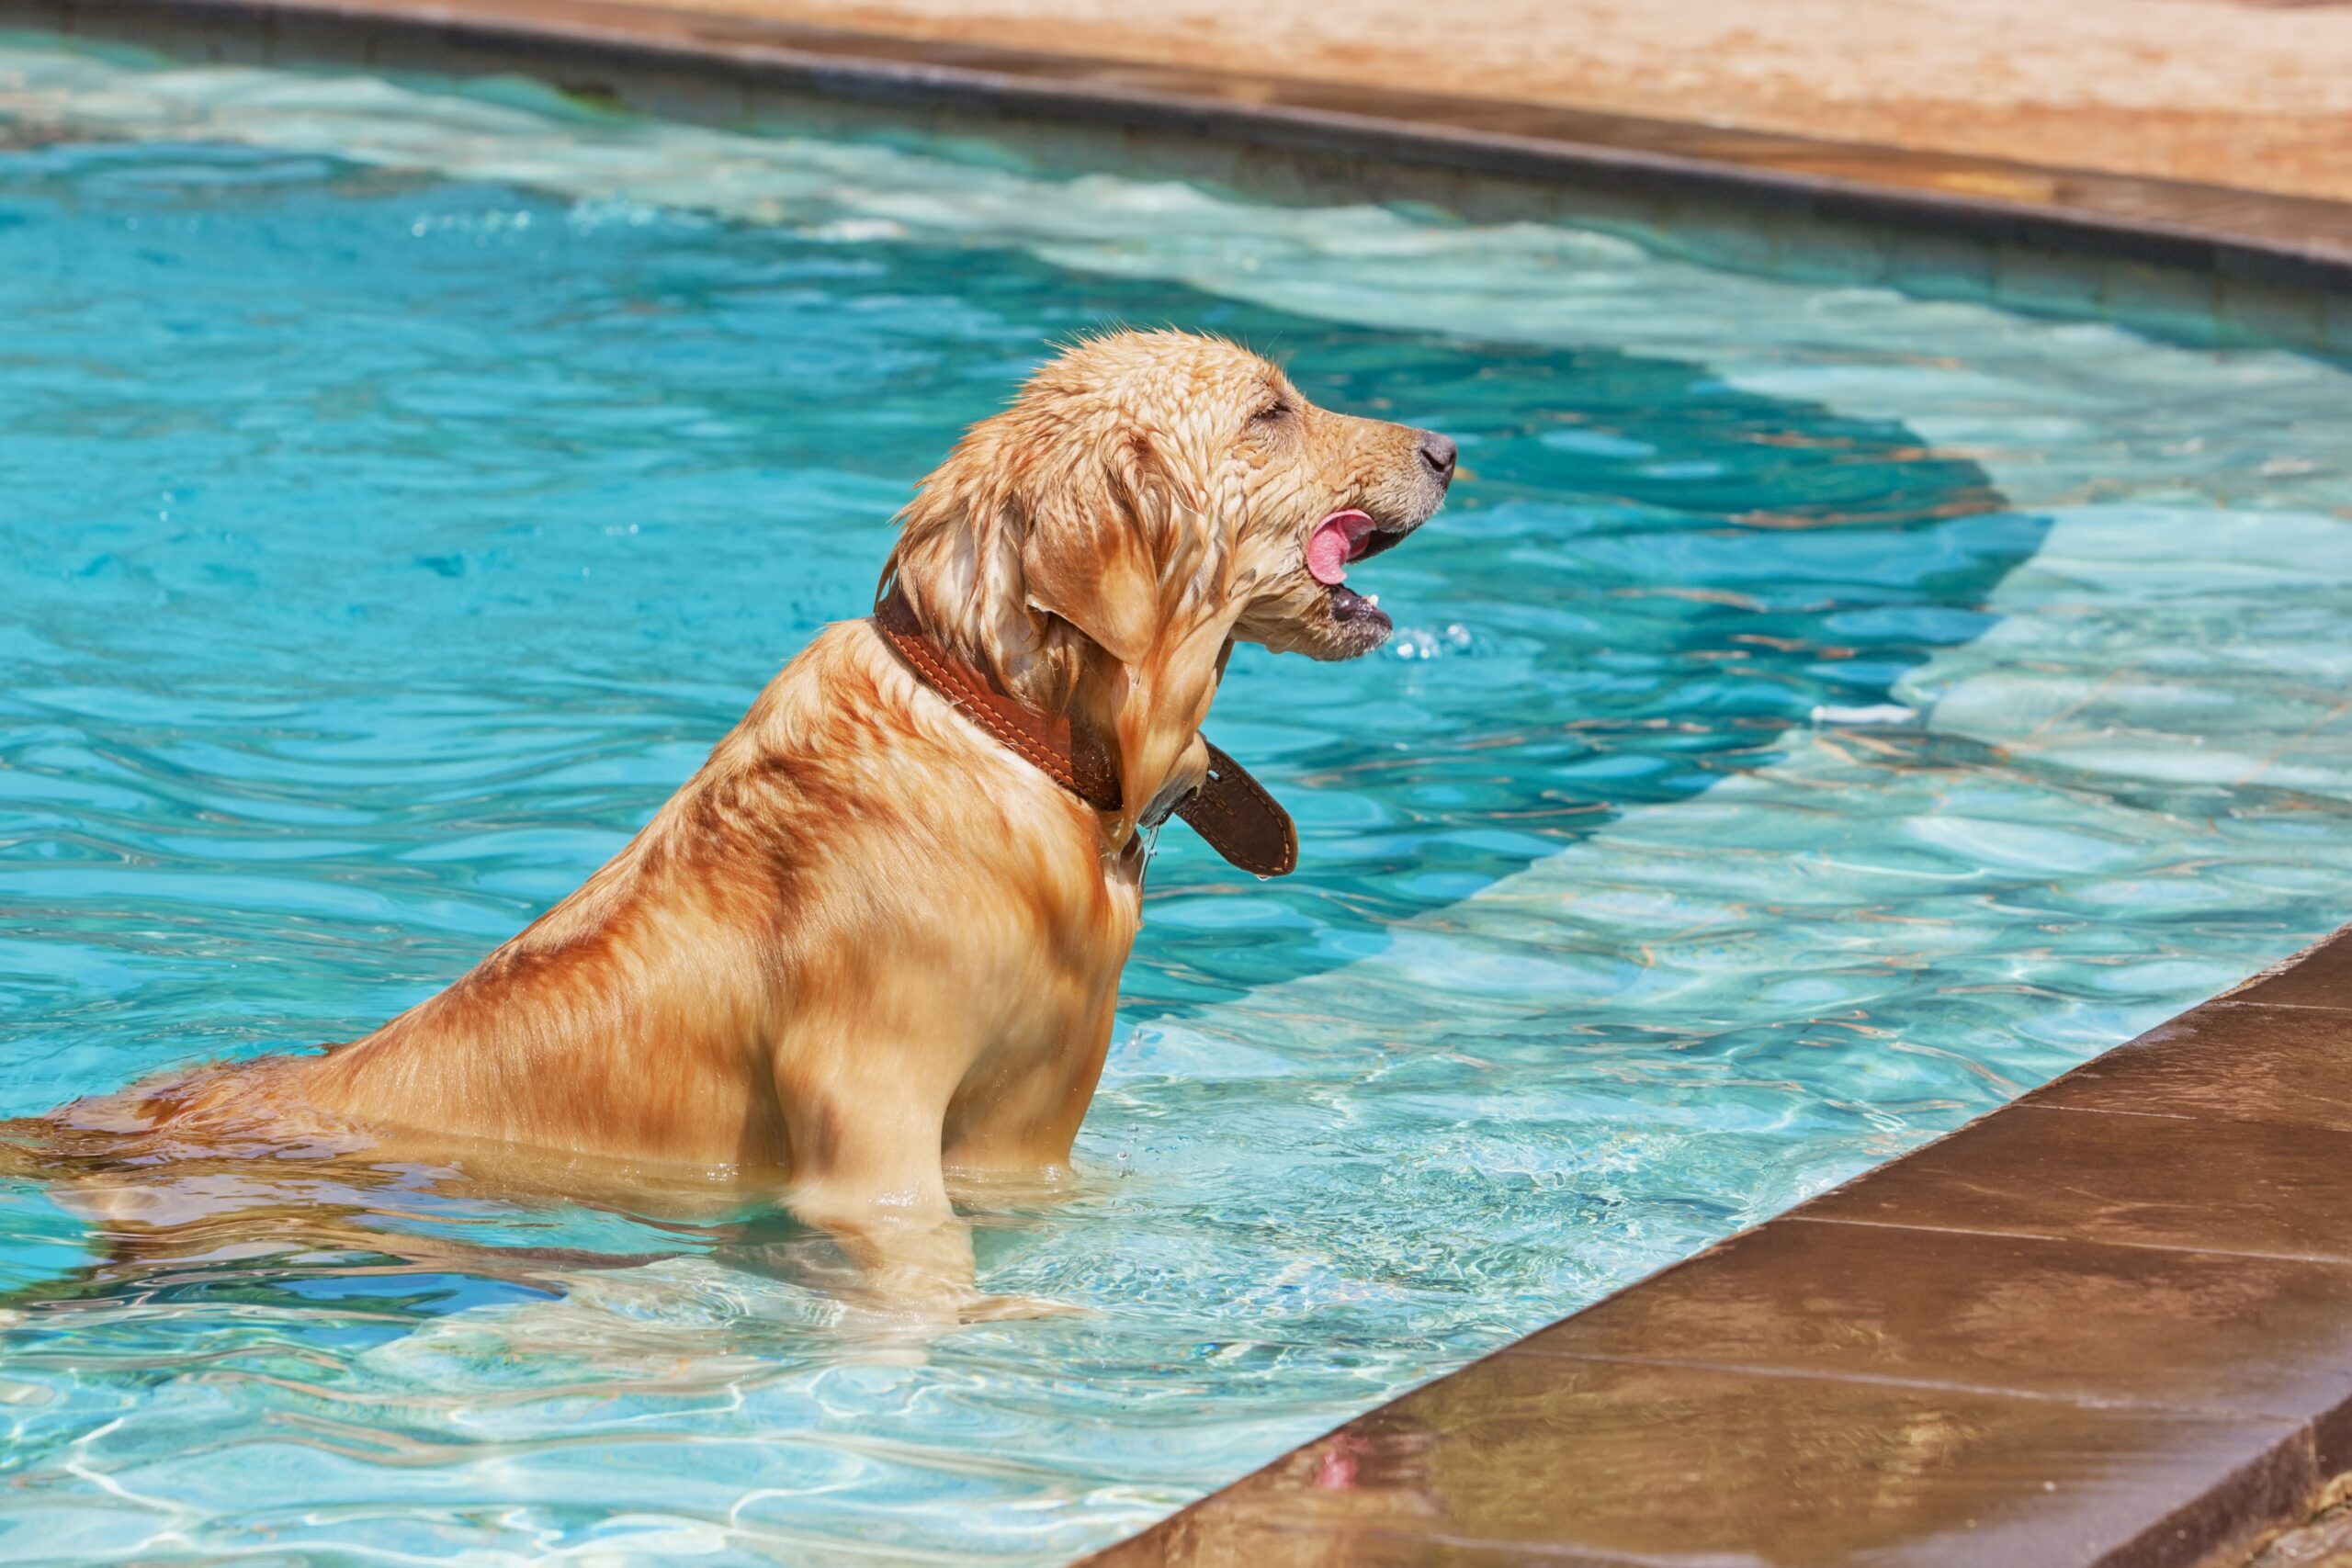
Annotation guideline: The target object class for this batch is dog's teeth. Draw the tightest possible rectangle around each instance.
[1365,593,1380,607]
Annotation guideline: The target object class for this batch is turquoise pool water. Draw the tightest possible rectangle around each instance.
[6,35,2352,1565]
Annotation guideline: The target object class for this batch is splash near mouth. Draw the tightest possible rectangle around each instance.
[1306,510,1377,586]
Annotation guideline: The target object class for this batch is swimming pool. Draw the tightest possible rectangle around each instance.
[5,33,2352,1564]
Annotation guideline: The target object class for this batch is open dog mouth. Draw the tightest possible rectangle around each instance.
[1305,508,1404,630]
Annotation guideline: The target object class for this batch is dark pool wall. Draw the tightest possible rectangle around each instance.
[9,0,2352,354]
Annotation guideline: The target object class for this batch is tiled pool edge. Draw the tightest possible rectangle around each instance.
[7,0,2352,352]
[1078,925,2352,1568]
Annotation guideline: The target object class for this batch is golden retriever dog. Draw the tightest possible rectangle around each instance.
[16,329,1454,1314]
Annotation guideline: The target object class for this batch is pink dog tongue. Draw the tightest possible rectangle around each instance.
[1306,510,1376,586]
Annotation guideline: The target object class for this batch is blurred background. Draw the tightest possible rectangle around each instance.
[636,0,2352,200]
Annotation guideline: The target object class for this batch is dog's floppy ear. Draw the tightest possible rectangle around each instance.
[1019,433,1238,829]
[1018,433,1181,670]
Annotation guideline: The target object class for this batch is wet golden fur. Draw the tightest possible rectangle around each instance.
[23,330,1452,1311]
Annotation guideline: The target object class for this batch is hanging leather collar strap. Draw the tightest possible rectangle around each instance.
[873,584,1297,877]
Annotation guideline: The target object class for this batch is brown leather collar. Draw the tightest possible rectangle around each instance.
[873,584,1297,878]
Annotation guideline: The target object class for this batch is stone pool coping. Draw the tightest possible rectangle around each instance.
[1081,928,2352,1567]
[8,3,2352,1561]
[8,0,2352,348]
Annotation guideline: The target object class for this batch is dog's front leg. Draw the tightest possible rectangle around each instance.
[768,1041,993,1319]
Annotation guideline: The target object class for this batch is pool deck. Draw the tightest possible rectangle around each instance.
[616,0,2352,211]
[1080,927,2352,1566]
[12,3,2352,1563]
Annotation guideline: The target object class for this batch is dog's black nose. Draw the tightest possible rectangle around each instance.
[1418,431,1457,484]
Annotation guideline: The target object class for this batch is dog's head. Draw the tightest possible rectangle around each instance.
[884,329,1453,824]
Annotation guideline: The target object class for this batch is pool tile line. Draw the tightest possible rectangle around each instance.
[2209,999,2352,1015]
[2222,934,2352,1012]
[11,0,2352,346]
[2021,1102,2206,1122]
[1784,1214,2352,1270]
[1084,922,2352,1566]
[1479,1348,2347,1424]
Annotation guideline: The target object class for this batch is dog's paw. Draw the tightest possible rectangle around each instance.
[956,1291,1091,1324]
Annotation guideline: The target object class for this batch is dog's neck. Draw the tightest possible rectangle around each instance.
[877,581,1227,834]
[876,583,1122,811]
[875,586,1294,874]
